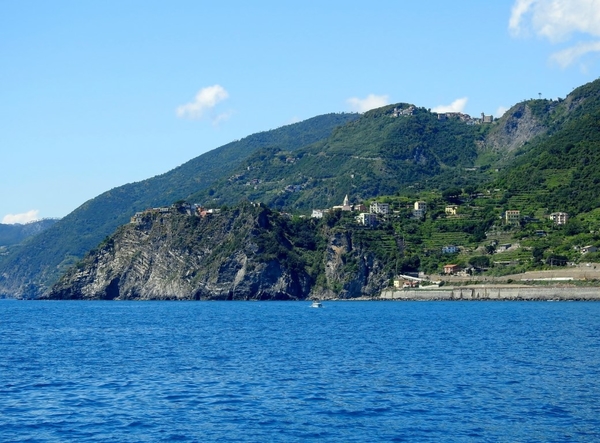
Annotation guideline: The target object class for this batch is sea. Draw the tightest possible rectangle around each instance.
[1,300,599,443]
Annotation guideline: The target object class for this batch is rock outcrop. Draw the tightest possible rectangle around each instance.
[46,203,391,300]
[485,103,548,153]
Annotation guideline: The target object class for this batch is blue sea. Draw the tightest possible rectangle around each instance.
[1,300,600,442]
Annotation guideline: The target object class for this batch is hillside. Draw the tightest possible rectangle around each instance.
[496,79,600,214]
[46,203,391,300]
[0,219,58,248]
[6,78,600,299]
[0,113,358,298]
[188,104,491,211]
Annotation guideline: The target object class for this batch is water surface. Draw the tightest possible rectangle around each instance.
[1,300,599,442]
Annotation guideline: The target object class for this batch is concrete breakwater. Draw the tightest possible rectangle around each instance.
[380,286,600,301]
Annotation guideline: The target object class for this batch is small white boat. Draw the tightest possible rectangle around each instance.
[310,300,323,308]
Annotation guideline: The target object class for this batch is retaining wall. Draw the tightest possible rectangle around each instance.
[380,287,600,301]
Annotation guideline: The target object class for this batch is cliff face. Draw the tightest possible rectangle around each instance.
[485,103,548,153]
[319,231,389,299]
[46,204,391,300]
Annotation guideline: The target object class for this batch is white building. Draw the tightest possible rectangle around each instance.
[413,201,427,218]
[356,213,377,227]
[370,202,390,215]
[505,210,520,224]
[445,206,458,216]
[549,212,569,225]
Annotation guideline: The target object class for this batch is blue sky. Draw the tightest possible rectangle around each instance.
[2,0,600,223]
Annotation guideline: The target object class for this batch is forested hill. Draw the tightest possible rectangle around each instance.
[0,219,58,247]
[188,104,489,211]
[0,113,358,298]
[495,78,600,215]
[3,77,600,299]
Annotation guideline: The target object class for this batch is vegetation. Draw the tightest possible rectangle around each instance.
[188,104,490,211]
[5,77,600,297]
[0,113,359,297]
[0,219,58,248]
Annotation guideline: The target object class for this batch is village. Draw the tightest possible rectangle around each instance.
[391,104,494,125]
[129,191,589,292]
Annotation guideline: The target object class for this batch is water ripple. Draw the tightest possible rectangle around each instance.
[1,300,600,442]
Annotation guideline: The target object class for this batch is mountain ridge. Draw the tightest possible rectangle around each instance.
[4,77,600,298]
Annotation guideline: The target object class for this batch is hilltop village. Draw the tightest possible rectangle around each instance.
[392,104,494,125]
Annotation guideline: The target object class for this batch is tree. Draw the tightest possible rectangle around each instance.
[469,256,490,268]
[463,185,477,196]
[442,187,462,203]
[532,247,545,264]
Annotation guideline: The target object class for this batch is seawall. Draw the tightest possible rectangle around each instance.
[380,286,600,301]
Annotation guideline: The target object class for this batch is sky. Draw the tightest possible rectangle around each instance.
[2,0,600,223]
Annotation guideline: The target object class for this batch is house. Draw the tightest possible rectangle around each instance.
[393,276,420,288]
[370,202,390,215]
[413,201,427,218]
[549,212,569,225]
[505,210,520,224]
[442,245,460,254]
[393,279,419,289]
[356,213,377,227]
[130,212,145,224]
[456,266,475,277]
[153,207,171,213]
[443,264,461,275]
[285,184,303,193]
[581,245,598,254]
[392,106,415,117]
[445,206,458,216]
[198,208,220,218]
[311,209,325,219]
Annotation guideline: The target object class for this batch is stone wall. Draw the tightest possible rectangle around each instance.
[380,286,600,301]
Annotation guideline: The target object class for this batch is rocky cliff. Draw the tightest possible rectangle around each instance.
[46,203,391,300]
[484,102,548,153]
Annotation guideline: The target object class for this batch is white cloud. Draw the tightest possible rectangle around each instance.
[509,0,600,67]
[510,0,600,42]
[432,97,468,113]
[176,85,229,120]
[2,210,39,224]
[346,94,389,113]
[496,106,509,118]
[509,0,537,37]
[550,40,600,67]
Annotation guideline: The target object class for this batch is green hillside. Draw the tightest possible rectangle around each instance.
[496,79,600,214]
[0,113,358,298]
[4,77,600,298]
[0,219,58,248]
[189,104,490,211]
